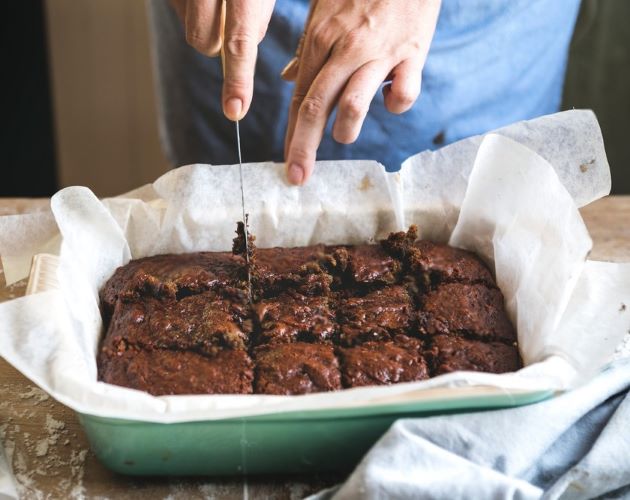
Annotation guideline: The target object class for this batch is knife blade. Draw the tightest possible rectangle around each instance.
[235,120,253,301]
[220,0,252,300]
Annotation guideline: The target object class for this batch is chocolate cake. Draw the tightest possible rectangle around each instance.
[254,292,336,345]
[425,335,520,376]
[337,286,414,346]
[410,240,495,287]
[99,348,254,396]
[337,335,429,388]
[97,224,522,396]
[99,251,246,319]
[417,283,516,342]
[330,244,402,285]
[101,290,252,357]
[250,245,333,297]
[254,342,341,395]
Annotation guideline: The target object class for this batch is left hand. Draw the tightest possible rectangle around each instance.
[283,0,442,185]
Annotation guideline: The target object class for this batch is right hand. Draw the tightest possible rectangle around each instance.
[170,0,276,121]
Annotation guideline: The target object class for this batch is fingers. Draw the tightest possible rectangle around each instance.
[258,0,275,42]
[281,30,305,81]
[382,58,422,114]
[280,57,299,81]
[222,0,261,120]
[284,20,337,163]
[280,0,319,82]
[332,61,389,144]
[285,54,421,185]
[285,55,354,185]
[184,0,222,56]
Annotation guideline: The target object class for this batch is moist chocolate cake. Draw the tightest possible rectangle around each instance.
[410,240,495,287]
[417,283,516,343]
[101,290,252,357]
[254,292,336,345]
[254,342,341,395]
[425,335,520,376]
[99,348,254,396]
[337,335,429,388]
[99,251,246,319]
[97,224,522,396]
[250,245,333,297]
[329,244,402,285]
[337,286,414,346]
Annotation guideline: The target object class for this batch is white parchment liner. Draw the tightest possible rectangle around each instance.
[0,110,629,423]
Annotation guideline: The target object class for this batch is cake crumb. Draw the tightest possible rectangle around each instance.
[35,439,49,457]
[19,386,50,403]
[579,158,595,173]
[359,174,374,191]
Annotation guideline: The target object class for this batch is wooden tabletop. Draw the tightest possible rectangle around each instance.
[1,195,629,499]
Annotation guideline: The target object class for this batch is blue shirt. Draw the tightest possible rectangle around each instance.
[148,0,581,171]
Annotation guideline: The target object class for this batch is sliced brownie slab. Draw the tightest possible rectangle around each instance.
[425,334,521,375]
[417,283,515,343]
[337,335,429,388]
[338,285,415,346]
[254,343,341,395]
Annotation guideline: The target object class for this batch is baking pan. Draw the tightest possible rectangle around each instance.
[27,253,552,476]
[78,387,552,476]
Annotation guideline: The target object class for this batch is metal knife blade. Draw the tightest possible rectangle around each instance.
[235,120,253,301]
[219,0,252,300]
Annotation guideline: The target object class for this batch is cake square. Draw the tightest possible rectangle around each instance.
[381,226,494,287]
[98,348,253,395]
[102,290,252,357]
[100,251,246,316]
[254,343,341,395]
[330,244,401,285]
[252,245,333,297]
[410,241,494,286]
[425,334,521,375]
[338,285,414,346]
[337,335,429,388]
[417,283,515,343]
[254,292,336,345]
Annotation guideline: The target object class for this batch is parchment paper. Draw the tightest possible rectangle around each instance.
[0,441,17,500]
[0,109,629,423]
[401,109,611,242]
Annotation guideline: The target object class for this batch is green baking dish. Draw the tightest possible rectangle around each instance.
[78,387,552,476]
[25,255,554,475]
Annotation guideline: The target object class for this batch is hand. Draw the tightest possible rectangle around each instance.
[170,0,275,120]
[283,0,441,185]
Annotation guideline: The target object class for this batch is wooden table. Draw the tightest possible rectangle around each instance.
[1,196,629,499]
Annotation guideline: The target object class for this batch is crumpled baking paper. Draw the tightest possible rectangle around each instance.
[0,109,629,423]
[0,442,17,500]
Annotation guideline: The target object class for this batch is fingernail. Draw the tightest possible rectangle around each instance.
[225,97,243,121]
[287,163,304,185]
[280,57,299,81]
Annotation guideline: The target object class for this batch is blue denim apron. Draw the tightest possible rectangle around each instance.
[148,0,581,171]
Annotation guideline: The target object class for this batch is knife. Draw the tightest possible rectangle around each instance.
[220,1,252,301]
[235,119,253,301]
